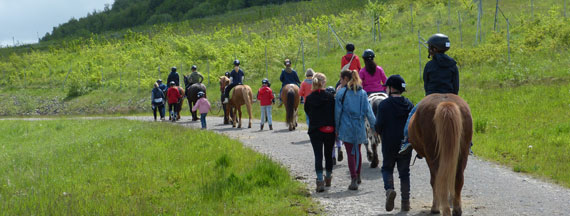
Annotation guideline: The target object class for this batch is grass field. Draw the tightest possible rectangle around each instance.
[0,119,318,215]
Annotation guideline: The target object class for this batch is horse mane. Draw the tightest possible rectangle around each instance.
[433,101,462,211]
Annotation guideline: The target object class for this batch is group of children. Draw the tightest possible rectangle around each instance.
[151,32,461,213]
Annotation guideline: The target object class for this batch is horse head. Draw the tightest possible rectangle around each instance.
[219,76,230,92]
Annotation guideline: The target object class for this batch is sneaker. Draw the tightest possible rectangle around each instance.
[269,125,273,130]
[316,179,325,192]
[337,148,344,162]
[223,98,229,104]
[385,189,397,211]
[401,200,410,211]
[260,124,264,130]
[398,141,413,155]
[348,178,358,190]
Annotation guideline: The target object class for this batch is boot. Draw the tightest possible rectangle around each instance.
[348,178,358,190]
[357,174,361,184]
[316,179,325,192]
[325,176,332,187]
[223,97,229,104]
[385,189,397,211]
[401,200,410,211]
[337,148,343,162]
[269,125,273,130]
[260,124,264,130]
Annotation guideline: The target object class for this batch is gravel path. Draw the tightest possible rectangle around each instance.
[5,116,570,215]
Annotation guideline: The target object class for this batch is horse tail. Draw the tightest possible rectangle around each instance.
[434,101,463,210]
[286,88,295,125]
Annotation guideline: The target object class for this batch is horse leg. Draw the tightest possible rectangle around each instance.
[231,105,236,128]
[430,168,440,214]
[237,107,242,128]
[370,141,379,168]
[453,158,467,216]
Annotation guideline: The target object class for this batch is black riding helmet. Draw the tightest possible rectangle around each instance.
[171,66,177,72]
[225,72,230,77]
[383,75,406,93]
[170,81,176,86]
[325,86,336,95]
[427,33,450,52]
[233,60,240,66]
[197,91,205,98]
[191,65,197,70]
[157,79,162,83]
[262,78,270,85]
[362,49,375,60]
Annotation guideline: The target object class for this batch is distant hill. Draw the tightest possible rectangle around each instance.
[42,0,304,41]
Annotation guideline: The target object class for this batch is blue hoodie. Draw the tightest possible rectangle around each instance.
[335,86,376,144]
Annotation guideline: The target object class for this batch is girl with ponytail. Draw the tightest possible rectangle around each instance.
[335,69,376,190]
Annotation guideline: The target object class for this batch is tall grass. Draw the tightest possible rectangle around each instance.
[0,119,317,215]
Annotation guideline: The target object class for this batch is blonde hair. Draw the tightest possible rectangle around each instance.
[154,82,159,88]
[340,69,362,92]
[305,68,315,77]
[312,72,327,90]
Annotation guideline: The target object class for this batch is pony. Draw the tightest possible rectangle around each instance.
[279,84,300,131]
[186,83,207,121]
[219,76,233,125]
[364,92,388,168]
[166,86,185,122]
[219,76,253,128]
[408,93,473,216]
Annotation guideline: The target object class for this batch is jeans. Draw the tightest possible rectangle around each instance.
[169,103,176,116]
[381,153,412,200]
[260,105,272,126]
[200,113,207,128]
[344,142,362,179]
[152,104,165,119]
[224,83,238,99]
[403,101,420,139]
[309,131,335,181]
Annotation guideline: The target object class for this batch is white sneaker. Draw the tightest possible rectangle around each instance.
[223,98,229,104]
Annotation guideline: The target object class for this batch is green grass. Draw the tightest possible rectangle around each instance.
[0,119,318,215]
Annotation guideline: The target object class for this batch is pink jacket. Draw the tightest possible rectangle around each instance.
[359,66,387,93]
[299,79,313,98]
[192,97,211,114]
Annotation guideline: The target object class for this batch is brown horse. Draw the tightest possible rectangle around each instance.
[219,76,233,124]
[408,93,473,216]
[166,86,185,122]
[219,76,253,128]
[280,84,300,131]
[186,83,207,121]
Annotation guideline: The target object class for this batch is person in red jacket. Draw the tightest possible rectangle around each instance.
[167,81,182,120]
[257,79,275,130]
[341,43,362,72]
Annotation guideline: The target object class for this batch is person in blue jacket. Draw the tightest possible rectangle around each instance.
[157,79,167,95]
[335,69,376,191]
[375,75,414,212]
[223,60,245,104]
[399,33,460,155]
[279,59,301,102]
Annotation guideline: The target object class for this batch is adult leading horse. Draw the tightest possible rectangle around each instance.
[364,92,388,168]
[280,84,300,131]
[186,83,207,121]
[408,93,473,216]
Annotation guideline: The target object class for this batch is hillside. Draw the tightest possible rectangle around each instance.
[0,0,569,187]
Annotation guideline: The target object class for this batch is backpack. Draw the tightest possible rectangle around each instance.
[341,54,356,72]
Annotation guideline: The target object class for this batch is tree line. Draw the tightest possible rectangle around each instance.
[42,0,303,41]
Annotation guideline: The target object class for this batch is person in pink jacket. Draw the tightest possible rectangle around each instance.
[192,91,211,129]
[299,68,315,125]
[359,49,387,95]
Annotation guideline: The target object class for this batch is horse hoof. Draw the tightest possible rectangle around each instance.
[232,125,236,128]
[453,208,462,216]
[248,125,251,128]
[370,160,378,168]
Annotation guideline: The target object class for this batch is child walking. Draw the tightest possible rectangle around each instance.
[167,81,182,120]
[192,91,211,129]
[375,75,414,212]
[299,68,314,125]
[257,79,274,130]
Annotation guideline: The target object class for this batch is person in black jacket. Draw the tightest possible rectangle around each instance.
[304,72,335,193]
[399,33,460,155]
[167,66,180,87]
[375,75,414,212]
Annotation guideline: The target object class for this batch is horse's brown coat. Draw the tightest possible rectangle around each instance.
[280,84,299,131]
[408,93,472,216]
[220,76,253,128]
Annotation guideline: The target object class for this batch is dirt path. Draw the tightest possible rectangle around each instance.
[5,116,570,215]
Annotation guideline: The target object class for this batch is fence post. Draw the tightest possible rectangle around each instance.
[418,30,422,80]
[410,4,414,33]
[373,15,376,42]
[476,0,483,44]
[317,30,320,58]
[531,0,534,20]
[101,68,104,88]
[120,69,122,88]
[437,19,440,33]
[302,39,305,73]
[493,0,499,31]
[448,0,451,24]
[207,59,210,85]
[265,44,268,78]
[507,18,511,62]
[158,66,161,79]
[63,66,72,90]
[458,11,463,48]
[138,68,141,91]
[565,0,567,18]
